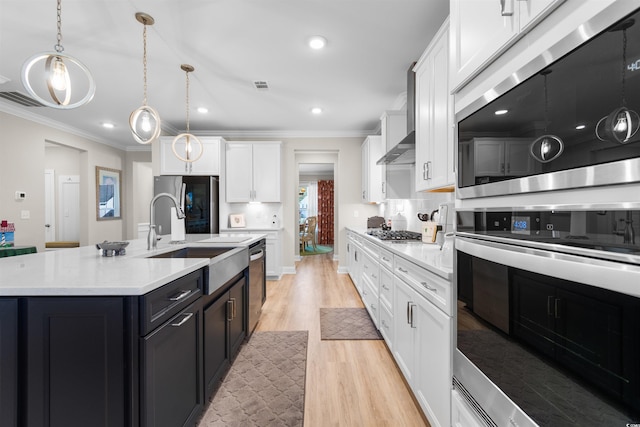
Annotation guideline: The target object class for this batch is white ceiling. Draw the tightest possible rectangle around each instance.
[0,0,448,151]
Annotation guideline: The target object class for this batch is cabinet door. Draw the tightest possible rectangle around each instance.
[252,143,281,202]
[142,301,203,427]
[519,0,565,33]
[361,138,370,202]
[415,21,454,192]
[393,278,416,384]
[225,142,253,202]
[414,293,452,427]
[512,273,556,357]
[474,139,505,176]
[25,297,127,427]
[505,139,534,175]
[450,0,519,91]
[229,276,247,358]
[204,293,230,399]
[0,299,17,427]
[160,137,221,176]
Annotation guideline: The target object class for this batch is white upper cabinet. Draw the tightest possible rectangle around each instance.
[450,0,564,92]
[361,135,385,203]
[159,136,222,176]
[415,19,455,192]
[225,141,281,203]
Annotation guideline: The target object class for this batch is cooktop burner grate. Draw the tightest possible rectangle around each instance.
[367,230,422,241]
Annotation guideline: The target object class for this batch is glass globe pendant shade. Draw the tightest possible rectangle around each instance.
[530,135,564,163]
[172,133,203,164]
[129,105,162,144]
[22,51,95,109]
[596,107,640,144]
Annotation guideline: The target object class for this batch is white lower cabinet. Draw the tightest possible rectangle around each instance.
[346,231,452,427]
[394,267,452,427]
[452,390,483,427]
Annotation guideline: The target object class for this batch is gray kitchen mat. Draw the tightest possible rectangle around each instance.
[320,307,382,340]
[198,330,308,427]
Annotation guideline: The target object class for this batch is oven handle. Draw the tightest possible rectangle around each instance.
[456,235,640,299]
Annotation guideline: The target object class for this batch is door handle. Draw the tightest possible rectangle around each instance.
[227,300,234,321]
[409,303,417,328]
[230,297,237,319]
[171,312,193,327]
[168,290,191,301]
[500,0,514,16]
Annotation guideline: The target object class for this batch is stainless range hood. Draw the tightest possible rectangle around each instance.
[377,62,416,165]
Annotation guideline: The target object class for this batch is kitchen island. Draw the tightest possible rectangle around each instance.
[0,233,265,427]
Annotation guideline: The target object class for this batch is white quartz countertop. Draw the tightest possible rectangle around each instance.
[0,233,267,297]
[348,228,453,281]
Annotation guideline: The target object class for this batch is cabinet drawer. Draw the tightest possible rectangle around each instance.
[394,256,452,316]
[140,269,203,335]
[379,248,393,271]
[362,240,380,259]
[362,278,379,328]
[379,302,393,350]
[379,265,393,312]
[361,251,380,292]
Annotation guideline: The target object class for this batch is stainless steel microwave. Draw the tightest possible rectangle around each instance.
[457,6,640,200]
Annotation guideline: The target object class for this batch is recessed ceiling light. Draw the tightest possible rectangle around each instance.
[197,107,208,114]
[494,109,508,115]
[101,122,115,129]
[311,107,323,115]
[575,124,586,130]
[308,36,327,50]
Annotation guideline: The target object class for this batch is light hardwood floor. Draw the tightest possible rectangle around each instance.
[255,253,430,427]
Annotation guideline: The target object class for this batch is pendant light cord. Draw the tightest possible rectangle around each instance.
[185,69,190,133]
[55,0,64,53]
[621,28,627,107]
[142,23,148,106]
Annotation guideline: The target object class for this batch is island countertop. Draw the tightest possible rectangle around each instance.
[0,233,266,297]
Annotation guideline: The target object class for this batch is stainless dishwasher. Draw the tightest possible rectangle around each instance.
[248,239,266,334]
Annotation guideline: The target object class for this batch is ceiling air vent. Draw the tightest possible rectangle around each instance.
[253,80,269,91]
[0,91,44,107]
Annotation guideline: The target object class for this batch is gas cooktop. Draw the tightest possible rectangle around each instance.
[367,230,422,241]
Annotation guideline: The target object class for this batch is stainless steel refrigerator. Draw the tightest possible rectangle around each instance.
[153,176,219,235]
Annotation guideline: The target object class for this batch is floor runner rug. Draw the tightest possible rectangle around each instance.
[320,307,382,340]
[197,330,308,427]
[300,244,333,256]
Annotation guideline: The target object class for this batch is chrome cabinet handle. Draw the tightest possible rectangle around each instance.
[407,301,412,324]
[370,303,376,311]
[168,290,191,301]
[227,300,233,321]
[381,320,389,329]
[421,282,437,292]
[372,274,377,279]
[500,0,513,16]
[171,312,193,327]
[409,303,417,328]
[398,267,408,274]
[382,284,389,291]
[231,297,237,319]
[382,256,390,262]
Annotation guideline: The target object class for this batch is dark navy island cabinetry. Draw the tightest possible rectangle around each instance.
[203,272,247,400]
[0,299,18,427]
[2,268,211,427]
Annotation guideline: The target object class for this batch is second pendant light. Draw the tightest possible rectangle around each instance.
[172,64,203,173]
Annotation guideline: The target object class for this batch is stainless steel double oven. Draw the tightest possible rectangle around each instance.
[454,3,640,426]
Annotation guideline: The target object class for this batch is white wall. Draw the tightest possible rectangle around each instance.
[0,110,136,251]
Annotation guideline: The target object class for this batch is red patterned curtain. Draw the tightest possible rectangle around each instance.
[317,180,334,245]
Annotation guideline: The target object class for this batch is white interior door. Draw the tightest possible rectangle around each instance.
[58,175,80,242]
[44,169,56,242]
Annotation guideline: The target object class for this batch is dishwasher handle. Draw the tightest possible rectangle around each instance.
[250,249,265,261]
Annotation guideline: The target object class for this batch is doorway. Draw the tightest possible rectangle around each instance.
[298,163,334,256]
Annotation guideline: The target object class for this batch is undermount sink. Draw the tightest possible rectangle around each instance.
[148,247,235,259]
[148,246,249,295]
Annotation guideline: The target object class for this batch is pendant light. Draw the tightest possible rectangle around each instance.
[596,19,639,144]
[21,0,95,109]
[129,12,162,145]
[530,69,564,163]
[172,64,203,173]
